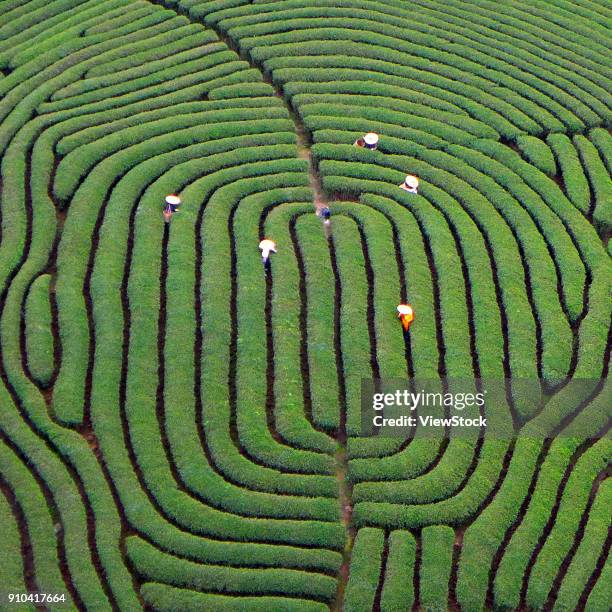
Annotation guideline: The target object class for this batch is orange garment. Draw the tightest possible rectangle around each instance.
[398,309,414,332]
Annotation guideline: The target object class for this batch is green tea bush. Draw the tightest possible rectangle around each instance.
[140,582,328,611]
[574,134,612,234]
[516,135,557,176]
[554,478,611,612]
[343,528,384,611]
[282,77,518,138]
[293,215,340,431]
[128,536,338,600]
[0,480,28,600]
[547,133,591,214]
[589,127,612,173]
[380,530,416,610]
[420,526,454,611]
[525,439,611,610]
[0,442,65,599]
[24,274,54,386]
[264,203,338,447]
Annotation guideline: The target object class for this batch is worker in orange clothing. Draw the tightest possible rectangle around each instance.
[397,304,415,332]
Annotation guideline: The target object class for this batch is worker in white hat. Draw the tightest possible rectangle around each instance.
[259,238,277,268]
[399,175,419,194]
[364,132,379,150]
[397,304,415,332]
[163,194,181,223]
[354,132,379,150]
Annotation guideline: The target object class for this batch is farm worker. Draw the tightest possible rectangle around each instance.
[259,238,277,266]
[399,175,419,194]
[320,206,331,224]
[397,304,415,332]
[163,194,181,223]
[165,194,181,212]
[354,132,379,150]
[363,132,379,150]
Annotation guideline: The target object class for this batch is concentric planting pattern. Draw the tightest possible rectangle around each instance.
[0,0,610,610]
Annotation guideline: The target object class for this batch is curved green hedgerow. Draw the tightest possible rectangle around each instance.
[140,582,328,612]
[328,215,372,439]
[554,477,611,611]
[458,383,610,611]
[525,439,611,610]
[311,145,538,388]
[262,201,337,453]
[0,477,37,612]
[585,557,612,612]
[589,127,612,174]
[163,191,338,517]
[342,528,384,611]
[128,536,338,602]
[282,77,519,138]
[516,135,557,176]
[56,96,286,156]
[0,441,67,602]
[270,62,536,138]
[493,438,608,609]
[547,133,591,215]
[24,274,54,386]
[229,182,335,472]
[239,23,592,130]
[0,487,27,595]
[293,215,340,431]
[420,525,454,611]
[574,134,612,235]
[380,530,415,610]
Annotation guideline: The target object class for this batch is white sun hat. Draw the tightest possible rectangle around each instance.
[404,175,419,189]
[259,239,276,252]
[364,132,379,146]
[259,239,277,261]
[165,194,181,206]
[397,304,414,316]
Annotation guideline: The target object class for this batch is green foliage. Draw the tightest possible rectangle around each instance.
[575,134,612,235]
[420,526,454,611]
[589,127,612,174]
[547,133,591,214]
[516,135,557,176]
[1,1,610,610]
[128,536,338,600]
[343,528,384,611]
[380,530,415,610]
[294,215,340,431]
[525,439,611,610]
[24,274,54,386]
[0,473,38,610]
[140,583,328,611]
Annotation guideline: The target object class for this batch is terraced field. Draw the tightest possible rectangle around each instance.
[0,0,610,610]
